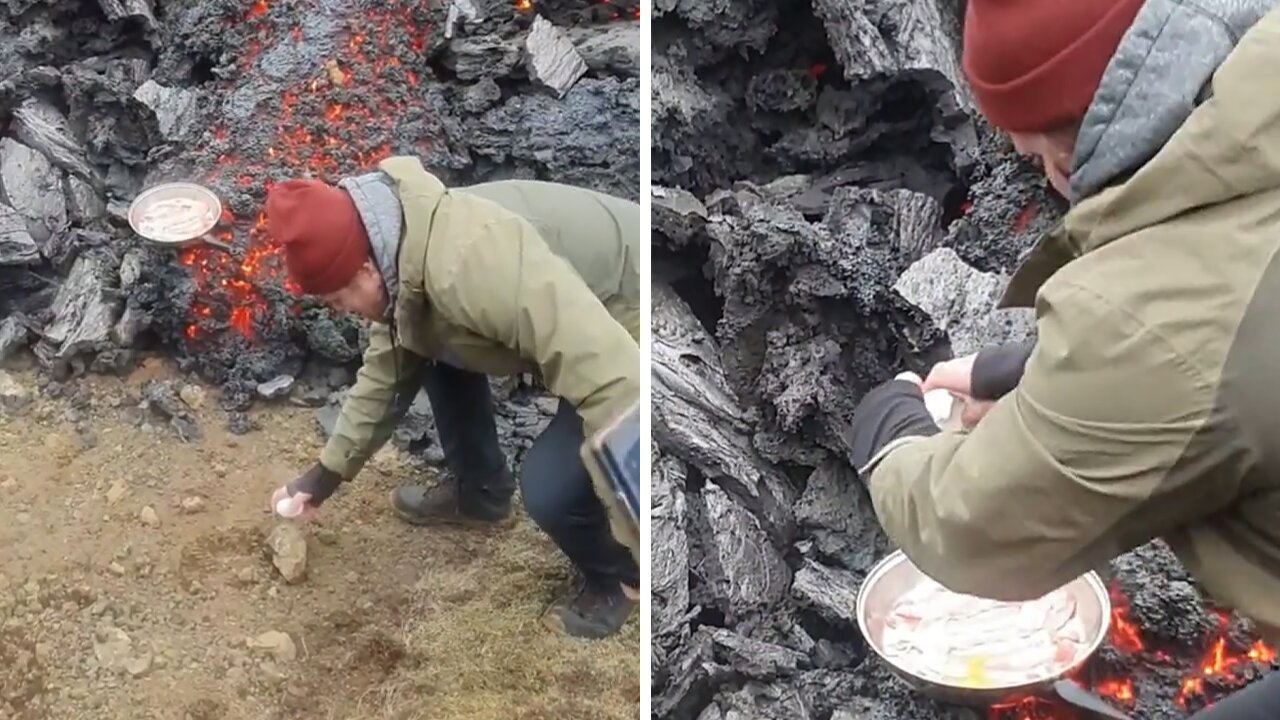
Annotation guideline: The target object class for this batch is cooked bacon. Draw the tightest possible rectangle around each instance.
[881,577,1089,687]
[135,197,215,242]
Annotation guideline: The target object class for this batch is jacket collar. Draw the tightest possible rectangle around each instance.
[999,220,1072,309]
[339,170,403,321]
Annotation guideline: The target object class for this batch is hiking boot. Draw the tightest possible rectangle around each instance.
[541,578,637,639]
[389,480,515,528]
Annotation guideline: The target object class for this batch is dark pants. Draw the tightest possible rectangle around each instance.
[1188,670,1280,719]
[421,361,638,588]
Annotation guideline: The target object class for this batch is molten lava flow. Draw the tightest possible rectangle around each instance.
[1094,678,1134,704]
[987,586,1276,719]
[185,0,634,343]
[1175,611,1278,708]
[1249,640,1276,663]
[988,696,1061,720]
[514,0,640,19]
[1108,585,1146,654]
[988,683,1136,720]
[1011,200,1040,235]
[594,0,640,20]
[183,0,429,343]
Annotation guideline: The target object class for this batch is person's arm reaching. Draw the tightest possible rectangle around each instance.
[318,323,425,480]
[274,323,424,515]
[855,281,1238,601]
[920,339,1036,428]
[428,211,640,438]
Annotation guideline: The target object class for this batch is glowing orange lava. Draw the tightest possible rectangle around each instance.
[593,0,637,20]
[988,696,1057,720]
[1011,200,1040,235]
[1249,640,1276,663]
[515,0,640,19]
[1108,586,1146,655]
[184,0,633,344]
[1174,611,1278,709]
[983,584,1276,719]
[182,0,428,343]
[1094,678,1134,704]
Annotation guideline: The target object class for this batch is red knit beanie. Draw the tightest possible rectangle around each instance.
[961,0,1146,133]
[266,179,370,295]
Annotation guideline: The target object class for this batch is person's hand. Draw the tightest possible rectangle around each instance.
[270,463,342,521]
[847,374,941,473]
[952,396,997,429]
[270,484,319,521]
[922,354,996,430]
[921,353,977,396]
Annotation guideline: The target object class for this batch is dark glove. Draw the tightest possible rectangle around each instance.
[847,378,941,473]
[971,339,1035,401]
[287,462,344,507]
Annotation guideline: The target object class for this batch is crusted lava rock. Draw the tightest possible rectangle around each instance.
[0,1,639,456]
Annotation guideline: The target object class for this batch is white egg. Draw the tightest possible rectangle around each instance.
[275,496,303,518]
[923,389,955,425]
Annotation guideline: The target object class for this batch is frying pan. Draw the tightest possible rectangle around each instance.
[127,182,234,252]
[856,550,1113,707]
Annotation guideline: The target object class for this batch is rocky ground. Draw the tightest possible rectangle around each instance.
[0,355,638,720]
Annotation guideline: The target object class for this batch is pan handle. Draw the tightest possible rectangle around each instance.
[1051,680,1133,720]
[201,235,234,252]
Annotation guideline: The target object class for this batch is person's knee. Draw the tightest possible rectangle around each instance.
[519,455,583,529]
[520,443,580,524]
[519,401,590,528]
[517,450,586,525]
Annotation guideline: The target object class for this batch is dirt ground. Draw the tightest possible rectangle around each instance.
[0,356,639,720]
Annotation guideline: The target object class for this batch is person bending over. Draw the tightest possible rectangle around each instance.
[264,156,641,639]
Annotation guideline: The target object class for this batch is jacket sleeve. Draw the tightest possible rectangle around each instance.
[432,213,640,438]
[319,323,424,479]
[970,339,1036,401]
[866,280,1240,601]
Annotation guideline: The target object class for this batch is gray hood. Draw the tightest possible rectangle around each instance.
[1069,0,1275,202]
[339,171,403,318]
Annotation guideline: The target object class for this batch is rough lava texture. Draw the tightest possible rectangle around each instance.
[650,0,1278,718]
[0,0,638,465]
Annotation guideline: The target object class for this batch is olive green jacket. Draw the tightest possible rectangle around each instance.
[319,158,640,495]
[866,9,1280,644]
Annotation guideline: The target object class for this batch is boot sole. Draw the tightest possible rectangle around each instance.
[540,610,616,640]
[388,490,518,530]
[539,603,636,640]
[541,611,569,636]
